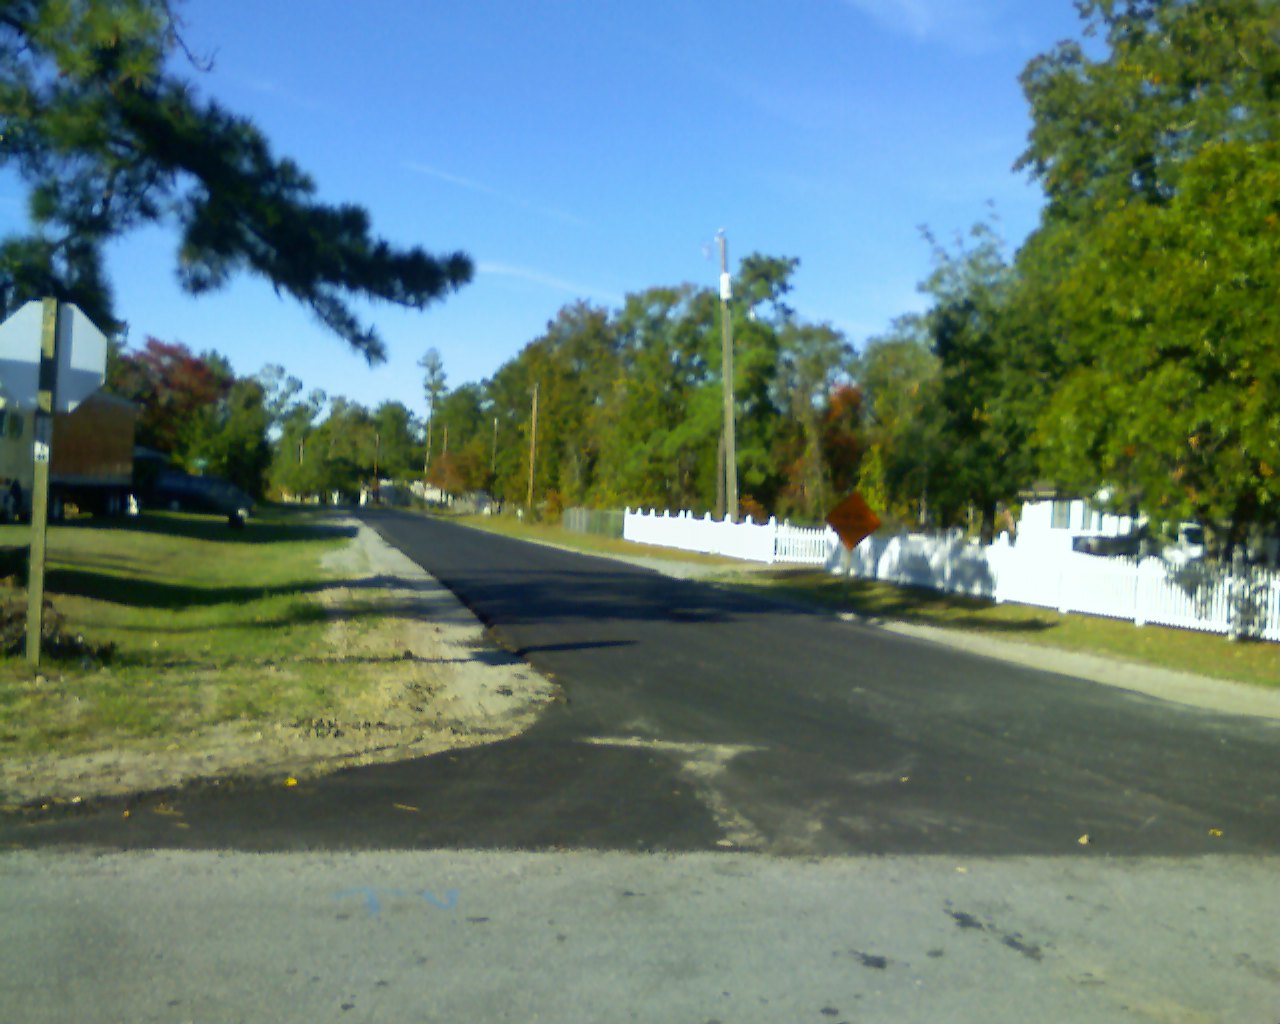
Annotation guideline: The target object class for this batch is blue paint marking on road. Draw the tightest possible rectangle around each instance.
[336,887,460,916]
[336,887,383,915]
[420,889,459,909]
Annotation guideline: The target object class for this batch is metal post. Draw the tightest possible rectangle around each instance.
[26,298,59,670]
[718,232,738,521]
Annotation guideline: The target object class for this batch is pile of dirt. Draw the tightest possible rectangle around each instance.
[0,596,116,662]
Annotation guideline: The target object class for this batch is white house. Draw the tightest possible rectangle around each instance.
[1016,488,1138,552]
[1016,486,1214,562]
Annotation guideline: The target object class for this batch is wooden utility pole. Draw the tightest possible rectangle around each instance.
[26,298,59,669]
[715,431,726,521]
[423,413,433,478]
[526,383,539,515]
[490,416,498,477]
[718,231,738,521]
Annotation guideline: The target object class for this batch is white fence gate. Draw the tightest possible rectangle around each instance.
[621,507,1280,642]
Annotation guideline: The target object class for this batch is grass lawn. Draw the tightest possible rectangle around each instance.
[444,511,1279,690]
[0,506,379,761]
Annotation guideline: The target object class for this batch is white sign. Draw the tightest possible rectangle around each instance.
[0,302,43,411]
[0,300,107,412]
[33,441,49,464]
[55,304,107,412]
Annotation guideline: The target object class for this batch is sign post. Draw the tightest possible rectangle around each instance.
[25,299,59,669]
[0,297,107,670]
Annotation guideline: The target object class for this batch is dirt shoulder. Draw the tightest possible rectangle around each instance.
[1,520,560,806]
[870,619,1280,722]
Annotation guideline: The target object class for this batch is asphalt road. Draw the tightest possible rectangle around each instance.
[8,508,1273,856]
[355,510,1280,858]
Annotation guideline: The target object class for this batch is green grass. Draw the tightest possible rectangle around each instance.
[443,512,1279,689]
[0,506,393,761]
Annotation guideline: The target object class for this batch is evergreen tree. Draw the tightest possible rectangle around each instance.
[1,0,471,356]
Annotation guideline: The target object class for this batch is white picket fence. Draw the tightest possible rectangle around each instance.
[621,507,1280,642]
[623,508,836,565]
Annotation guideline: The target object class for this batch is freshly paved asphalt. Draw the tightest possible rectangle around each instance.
[2,509,1277,856]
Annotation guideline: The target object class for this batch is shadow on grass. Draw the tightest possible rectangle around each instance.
[45,567,337,610]
[60,509,358,546]
[759,576,1060,635]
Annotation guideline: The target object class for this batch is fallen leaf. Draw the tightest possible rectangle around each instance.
[1208,828,1223,838]
[393,803,419,813]
[284,777,298,787]
[1078,834,1091,846]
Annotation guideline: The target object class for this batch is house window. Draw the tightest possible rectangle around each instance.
[1051,500,1072,529]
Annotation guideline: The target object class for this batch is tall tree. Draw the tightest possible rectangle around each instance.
[919,223,1038,540]
[1036,140,1280,551]
[257,364,303,430]
[109,336,231,456]
[0,0,471,355]
[418,348,446,472]
[268,384,327,499]
[1016,0,1280,547]
[427,385,489,493]
[775,320,855,519]
[307,397,375,497]
[371,401,420,481]
[594,285,717,509]
[189,377,271,496]
[1017,0,1280,223]
[856,316,941,526]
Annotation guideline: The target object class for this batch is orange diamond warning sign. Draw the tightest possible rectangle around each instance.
[826,492,881,550]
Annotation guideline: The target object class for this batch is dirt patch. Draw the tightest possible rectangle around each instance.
[0,520,560,806]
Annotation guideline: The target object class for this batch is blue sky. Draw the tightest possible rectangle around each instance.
[2,0,1089,416]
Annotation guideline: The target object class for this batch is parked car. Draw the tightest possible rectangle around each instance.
[141,470,255,526]
[1162,522,1206,565]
